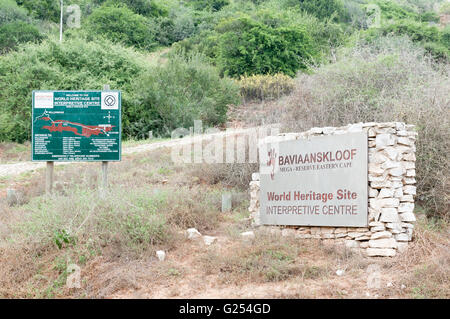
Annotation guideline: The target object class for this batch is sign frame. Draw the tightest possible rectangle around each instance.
[31,90,122,162]
[259,132,368,228]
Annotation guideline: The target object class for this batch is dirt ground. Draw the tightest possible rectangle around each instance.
[0,115,448,299]
[80,222,450,299]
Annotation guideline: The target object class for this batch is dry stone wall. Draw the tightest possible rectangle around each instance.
[249,122,417,257]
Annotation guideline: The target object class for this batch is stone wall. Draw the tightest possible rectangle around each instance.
[249,122,417,257]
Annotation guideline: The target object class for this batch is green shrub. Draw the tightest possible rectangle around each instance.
[15,0,60,22]
[0,0,30,25]
[151,6,199,46]
[363,19,449,61]
[381,20,441,43]
[187,0,230,12]
[172,28,220,63]
[14,186,173,253]
[423,42,449,63]
[250,8,347,60]
[174,8,344,71]
[239,73,295,101]
[216,16,317,77]
[0,21,43,54]
[93,0,167,17]
[170,9,197,42]
[85,2,156,51]
[130,53,240,137]
[439,2,450,15]
[152,16,176,46]
[0,37,149,143]
[442,26,450,49]
[342,0,367,28]
[297,0,347,22]
[373,0,419,21]
[419,11,439,23]
[403,0,442,13]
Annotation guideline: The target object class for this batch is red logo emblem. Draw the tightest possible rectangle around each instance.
[267,148,276,180]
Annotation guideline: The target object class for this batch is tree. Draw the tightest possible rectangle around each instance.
[85,3,156,51]
[216,17,317,78]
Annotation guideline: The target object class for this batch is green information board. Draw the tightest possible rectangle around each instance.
[32,90,121,162]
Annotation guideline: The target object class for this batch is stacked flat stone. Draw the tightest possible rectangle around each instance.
[248,122,417,257]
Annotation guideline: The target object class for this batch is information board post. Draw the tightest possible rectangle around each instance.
[101,85,110,194]
[46,161,54,194]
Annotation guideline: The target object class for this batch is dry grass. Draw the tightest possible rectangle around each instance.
[227,37,449,217]
[0,129,449,299]
[392,215,450,298]
[187,134,259,190]
[200,234,303,284]
[190,162,258,190]
[199,232,348,285]
[227,99,286,128]
[280,36,450,218]
[238,73,295,103]
[0,147,226,298]
[80,257,186,299]
[162,187,222,232]
[0,142,31,164]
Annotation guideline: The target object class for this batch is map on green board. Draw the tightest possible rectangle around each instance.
[32,90,121,162]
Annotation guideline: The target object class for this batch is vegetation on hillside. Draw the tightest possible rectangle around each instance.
[0,0,449,217]
[281,36,449,218]
[0,0,449,299]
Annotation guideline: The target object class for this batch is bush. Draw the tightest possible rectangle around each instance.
[363,19,449,61]
[297,0,347,22]
[188,131,259,190]
[151,6,199,46]
[187,0,230,12]
[252,8,347,54]
[281,36,450,218]
[163,188,221,232]
[373,0,419,21]
[216,16,317,77]
[174,8,344,71]
[239,73,295,102]
[15,0,60,22]
[93,0,167,17]
[85,2,156,51]
[423,42,449,63]
[381,20,441,43]
[0,0,30,25]
[13,186,174,254]
[342,0,368,28]
[442,26,450,49]
[130,53,240,137]
[0,37,149,143]
[0,21,43,54]
[152,16,176,46]
[440,2,450,15]
[419,11,439,23]
[190,161,258,190]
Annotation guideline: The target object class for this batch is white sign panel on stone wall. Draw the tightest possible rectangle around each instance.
[259,132,368,227]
